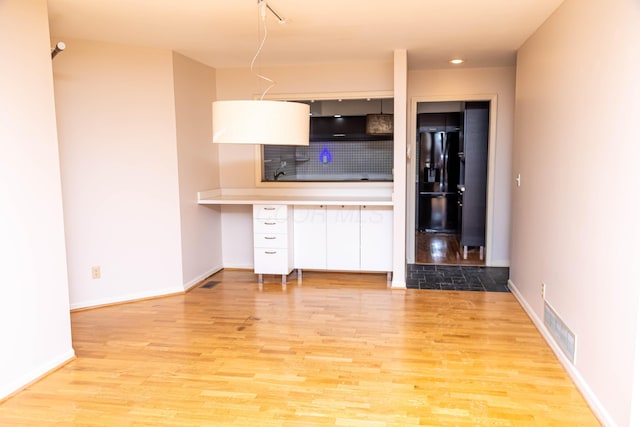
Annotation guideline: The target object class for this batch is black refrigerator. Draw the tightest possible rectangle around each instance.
[417,130,460,232]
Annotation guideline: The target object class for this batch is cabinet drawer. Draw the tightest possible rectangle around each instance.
[253,204,288,220]
[254,219,288,234]
[254,233,289,248]
[253,248,289,274]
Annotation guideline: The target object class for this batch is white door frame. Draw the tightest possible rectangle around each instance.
[406,94,498,266]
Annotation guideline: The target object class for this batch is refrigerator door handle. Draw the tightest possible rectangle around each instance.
[421,132,431,169]
[443,133,449,192]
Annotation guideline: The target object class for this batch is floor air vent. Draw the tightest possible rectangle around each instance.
[544,301,576,363]
[200,281,220,289]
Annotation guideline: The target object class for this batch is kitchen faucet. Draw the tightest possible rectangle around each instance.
[274,161,287,180]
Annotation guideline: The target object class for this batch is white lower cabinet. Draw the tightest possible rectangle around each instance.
[326,205,360,270]
[253,204,293,288]
[293,204,391,274]
[293,205,327,269]
[360,205,393,272]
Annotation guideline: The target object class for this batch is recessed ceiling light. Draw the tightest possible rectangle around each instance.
[449,58,464,65]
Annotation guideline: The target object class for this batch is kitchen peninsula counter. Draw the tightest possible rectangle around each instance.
[197,188,394,285]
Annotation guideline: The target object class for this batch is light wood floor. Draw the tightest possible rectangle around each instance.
[0,270,598,426]
[416,232,485,266]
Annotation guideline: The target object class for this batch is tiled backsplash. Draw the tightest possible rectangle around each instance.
[263,146,296,181]
[263,140,393,182]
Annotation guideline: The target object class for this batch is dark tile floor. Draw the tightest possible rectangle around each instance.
[406,264,510,292]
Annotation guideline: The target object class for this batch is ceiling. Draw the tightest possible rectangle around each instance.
[47,0,564,70]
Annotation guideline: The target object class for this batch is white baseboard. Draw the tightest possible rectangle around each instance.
[488,259,510,268]
[222,263,254,270]
[508,279,616,427]
[69,286,184,310]
[70,266,226,310]
[183,265,223,291]
[0,349,75,400]
[391,279,406,289]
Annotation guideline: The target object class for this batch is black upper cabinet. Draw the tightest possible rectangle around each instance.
[417,112,460,132]
[310,116,390,141]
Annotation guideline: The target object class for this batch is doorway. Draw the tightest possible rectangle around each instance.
[409,99,494,266]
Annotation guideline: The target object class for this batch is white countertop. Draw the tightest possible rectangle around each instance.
[197,189,394,206]
[273,173,393,182]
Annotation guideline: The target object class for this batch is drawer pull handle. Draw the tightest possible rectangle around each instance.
[264,236,276,240]
[265,251,277,255]
[264,222,276,225]
[264,207,276,210]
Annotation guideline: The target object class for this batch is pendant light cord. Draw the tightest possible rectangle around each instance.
[251,0,275,100]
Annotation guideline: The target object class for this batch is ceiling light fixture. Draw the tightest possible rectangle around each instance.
[449,58,464,65]
[366,99,393,135]
[211,0,309,146]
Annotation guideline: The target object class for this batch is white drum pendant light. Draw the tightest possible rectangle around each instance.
[211,1,309,146]
[212,100,309,145]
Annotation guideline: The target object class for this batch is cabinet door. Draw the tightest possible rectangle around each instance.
[326,205,360,271]
[460,102,489,247]
[293,205,327,269]
[310,116,368,141]
[360,206,393,272]
[417,112,446,131]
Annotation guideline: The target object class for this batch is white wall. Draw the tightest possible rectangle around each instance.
[0,0,74,398]
[392,50,408,288]
[220,205,255,269]
[511,0,640,425]
[172,52,223,288]
[53,40,185,308]
[407,66,516,266]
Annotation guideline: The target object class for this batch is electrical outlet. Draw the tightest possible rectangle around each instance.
[91,266,101,279]
[541,282,546,299]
